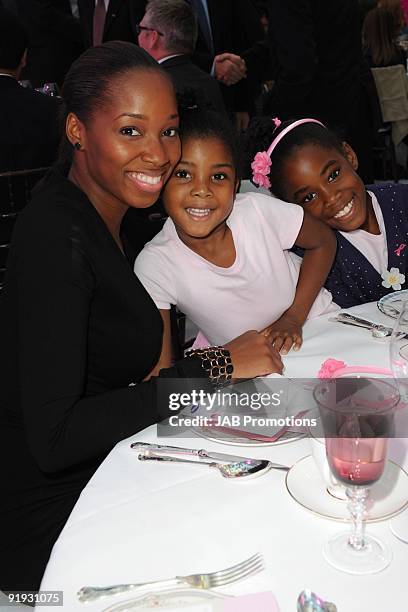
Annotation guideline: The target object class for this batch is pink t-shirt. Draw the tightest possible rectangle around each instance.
[135,192,335,346]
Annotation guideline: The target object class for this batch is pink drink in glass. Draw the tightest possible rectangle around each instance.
[327,438,388,487]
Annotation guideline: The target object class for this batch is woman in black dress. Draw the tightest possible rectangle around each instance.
[0,42,282,593]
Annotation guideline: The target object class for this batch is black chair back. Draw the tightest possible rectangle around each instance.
[0,166,49,289]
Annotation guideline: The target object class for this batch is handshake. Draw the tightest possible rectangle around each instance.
[214,53,247,85]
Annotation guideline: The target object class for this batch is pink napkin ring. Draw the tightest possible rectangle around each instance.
[317,359,403,411]
[318,358,392,379]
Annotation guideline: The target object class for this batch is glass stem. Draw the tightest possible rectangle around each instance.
[346,486,369,551]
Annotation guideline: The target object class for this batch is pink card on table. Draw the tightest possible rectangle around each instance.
[214,591,280,611]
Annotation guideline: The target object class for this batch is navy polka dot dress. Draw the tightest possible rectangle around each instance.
[325,183,408,308]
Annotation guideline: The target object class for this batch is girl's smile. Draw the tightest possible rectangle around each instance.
[281,143,379,234]
[163,136,238,246]
[185,207,213,220]
[334,197,354,219]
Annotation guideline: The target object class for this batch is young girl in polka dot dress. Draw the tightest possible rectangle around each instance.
[245,117,408,308]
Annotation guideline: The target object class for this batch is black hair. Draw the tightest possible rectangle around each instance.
[178,102,241,179]
[0,8,28,70]
[242,117,345,201]
[58,41,173,164]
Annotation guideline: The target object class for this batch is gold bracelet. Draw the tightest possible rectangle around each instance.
[185,346,233,387]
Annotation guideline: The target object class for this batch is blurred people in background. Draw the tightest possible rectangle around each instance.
[377,0,405,32]
[402,0,408,26]
[0,0,17,12]
[363,7,406,67]
[219,0,377,183]
[0,8,60,171]
[77,0,146,48]
[189,0,265,130]
[138,0,225,116]
[18,0,84,87]
[359,0,377,26]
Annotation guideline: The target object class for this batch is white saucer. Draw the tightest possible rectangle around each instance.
[390,510,408,542]
[285,455,408,522]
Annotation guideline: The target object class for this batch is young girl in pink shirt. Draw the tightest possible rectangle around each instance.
[135,109,337,369]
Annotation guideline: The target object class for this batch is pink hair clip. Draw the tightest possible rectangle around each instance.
[251,151,272,189]
[251,118,325,189]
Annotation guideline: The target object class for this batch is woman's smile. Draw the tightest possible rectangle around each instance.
[126,170,167,193]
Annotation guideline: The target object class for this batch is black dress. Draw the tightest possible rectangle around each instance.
[0,168,205,591]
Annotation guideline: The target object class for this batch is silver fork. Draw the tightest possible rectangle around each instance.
[77,552,264,603]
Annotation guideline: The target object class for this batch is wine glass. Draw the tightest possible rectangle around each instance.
[389,300,408,543]
[390,300,408,401]
[314,377,397,574]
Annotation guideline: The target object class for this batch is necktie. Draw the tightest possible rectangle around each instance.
[191,0,214,56]
[93,0,106,46]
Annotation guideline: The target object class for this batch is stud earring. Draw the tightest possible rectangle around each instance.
[74,142,81,150]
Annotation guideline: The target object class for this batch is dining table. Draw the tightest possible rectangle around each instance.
[37,301,408,611]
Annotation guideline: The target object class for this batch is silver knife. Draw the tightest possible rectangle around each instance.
[130,441,289,470]
[331,312,394,336]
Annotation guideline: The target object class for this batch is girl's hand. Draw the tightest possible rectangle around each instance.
[225,330,283,379]
[262,313,303,355]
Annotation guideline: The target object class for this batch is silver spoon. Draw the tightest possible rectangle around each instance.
[137,453,272,479]
[131,441,289,469]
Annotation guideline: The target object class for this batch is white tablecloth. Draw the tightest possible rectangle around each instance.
[38,303,408,611]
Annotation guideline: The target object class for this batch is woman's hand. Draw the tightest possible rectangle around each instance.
[262,312,303,355]
[225,330,283,379]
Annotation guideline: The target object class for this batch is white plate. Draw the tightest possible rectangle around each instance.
[377,290,408,318]
[285,455,408,522]
[102,589,229,611]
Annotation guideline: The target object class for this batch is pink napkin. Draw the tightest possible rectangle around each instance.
[214,591,280,611]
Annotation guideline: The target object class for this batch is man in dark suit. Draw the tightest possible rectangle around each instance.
[77,0,146,48]
[188,0,265,128]
[220,0,376,182]
[0,9,60,172]
[138,0,225,115]
[17,0,84,87]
